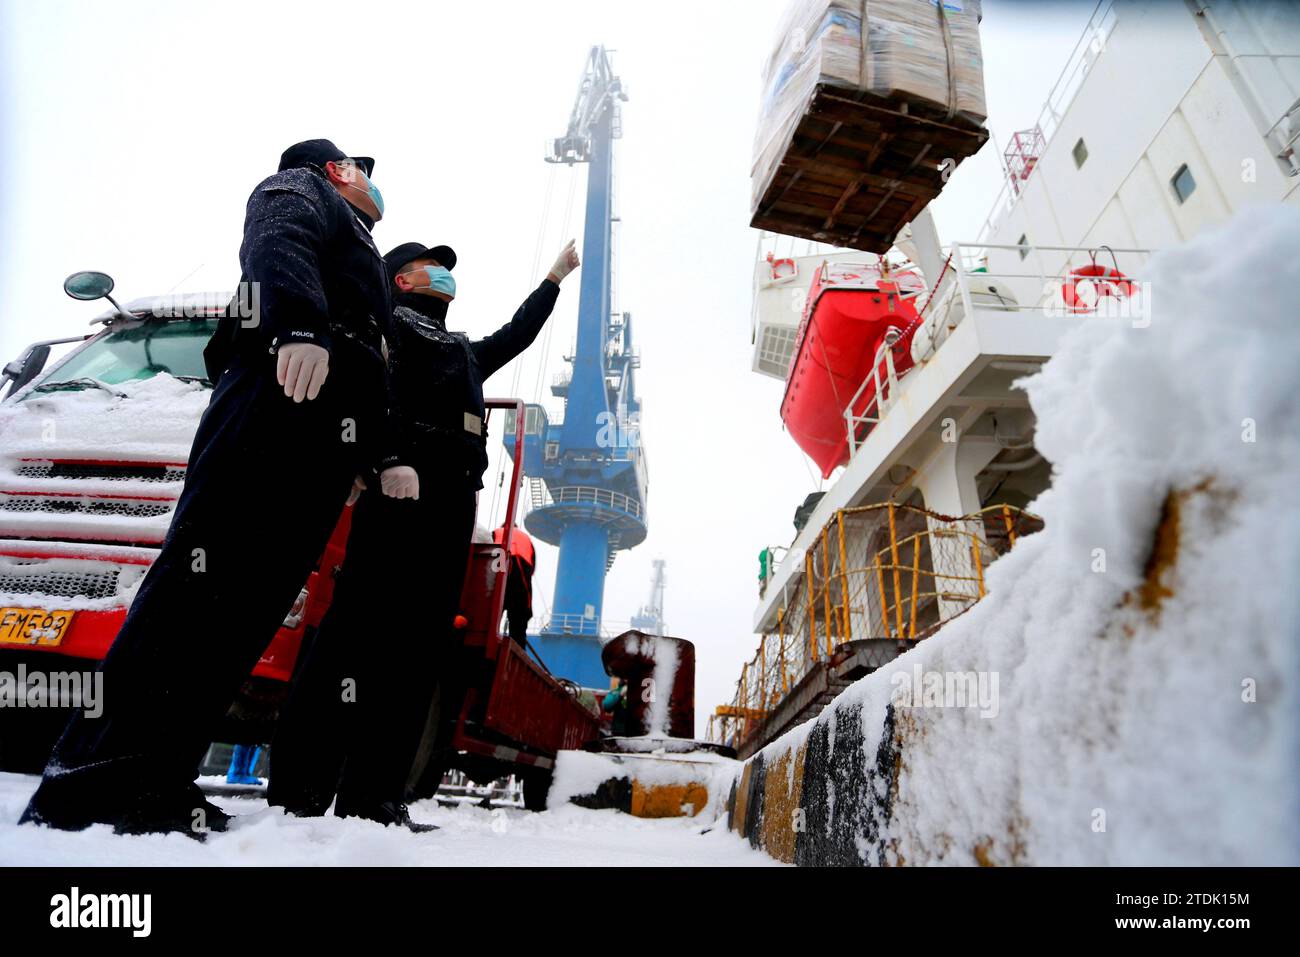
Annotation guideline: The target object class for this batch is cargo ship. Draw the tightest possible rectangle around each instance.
[712,0,1300,755]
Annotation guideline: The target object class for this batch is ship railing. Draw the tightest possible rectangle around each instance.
[1192,0,1300,179]
[976,0,1120,242]
[843,333,909,459]
[1264,89,1300,174]
[759,544,793,598]
[1249,57,1300,177]
[943,241,1154,327]
[708,503,1043,751]
[839,240,1152,471]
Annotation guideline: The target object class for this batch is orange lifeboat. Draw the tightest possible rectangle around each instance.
[780,260,923,478]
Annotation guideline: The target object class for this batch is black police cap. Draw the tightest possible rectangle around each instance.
[383,242,458,287]
[278,139,375,178]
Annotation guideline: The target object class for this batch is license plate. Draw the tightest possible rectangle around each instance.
[0,608,76,647]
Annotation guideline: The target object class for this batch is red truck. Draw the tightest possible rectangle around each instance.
[0,273,600,806]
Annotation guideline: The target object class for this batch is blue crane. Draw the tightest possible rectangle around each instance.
[504,46,647,689]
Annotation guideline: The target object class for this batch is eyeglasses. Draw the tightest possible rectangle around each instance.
[335,159,371,184]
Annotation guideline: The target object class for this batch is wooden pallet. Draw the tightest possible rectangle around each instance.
[751,84,989,253]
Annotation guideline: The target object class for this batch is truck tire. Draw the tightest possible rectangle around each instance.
[521,768,552,812]
[405,683,447,803]
[408,756,450,804]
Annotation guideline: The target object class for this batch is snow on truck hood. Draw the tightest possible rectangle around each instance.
[0,375,210,609]
[0,374,209,541]
[0,373,210,462]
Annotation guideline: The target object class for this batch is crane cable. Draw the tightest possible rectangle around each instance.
[509,161,559,400]
[492,162,558,525]
[507,167,579,634]
[531,166,580,404]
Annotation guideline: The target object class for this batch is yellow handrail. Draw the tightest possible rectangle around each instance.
[710,503,1042,749]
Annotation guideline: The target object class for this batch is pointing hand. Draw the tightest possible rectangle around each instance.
[547,240,580,284]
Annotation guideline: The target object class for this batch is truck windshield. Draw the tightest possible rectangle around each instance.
[33,319,218,390]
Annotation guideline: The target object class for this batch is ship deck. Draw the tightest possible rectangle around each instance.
[755,295,1079,634]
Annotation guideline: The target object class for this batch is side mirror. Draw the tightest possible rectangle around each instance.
[63,271,116,301]
[1,344,52,398]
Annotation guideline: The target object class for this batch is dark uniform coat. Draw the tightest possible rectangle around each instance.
[22,165,390,832]
[268,281,560,818]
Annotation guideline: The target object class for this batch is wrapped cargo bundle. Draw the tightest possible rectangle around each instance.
[751,0,989,252]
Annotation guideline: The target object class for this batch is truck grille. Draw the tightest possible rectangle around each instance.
[0,559,122,601]
[13,461,186,483]
[0,494,173,519]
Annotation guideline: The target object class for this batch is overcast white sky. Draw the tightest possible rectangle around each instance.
[0,0,1093,732]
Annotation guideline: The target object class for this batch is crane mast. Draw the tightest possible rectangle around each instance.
[504,46,647,688]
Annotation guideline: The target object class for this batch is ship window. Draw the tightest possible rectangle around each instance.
[1072,138,1088,168]
[544,442,559,461]
[1016,234,1029,260]
[1171,164,1196,204]
[757,325,799,378]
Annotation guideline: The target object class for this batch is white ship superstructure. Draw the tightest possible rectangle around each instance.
[714,0,1300,753]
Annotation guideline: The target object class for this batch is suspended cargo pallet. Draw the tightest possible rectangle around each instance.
[750,86,988,252]
[751,0,990,252]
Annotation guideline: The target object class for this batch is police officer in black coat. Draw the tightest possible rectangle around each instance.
[267,239,580,830]
[20,139,393,838]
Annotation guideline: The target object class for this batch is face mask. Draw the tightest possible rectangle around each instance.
[421,266,456,298]
[363,176,384,217]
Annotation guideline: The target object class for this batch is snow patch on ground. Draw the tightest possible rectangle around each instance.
[0,772,779,867]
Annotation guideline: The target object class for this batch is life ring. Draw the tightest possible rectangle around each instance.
[1062,251,1133,312]
[767,255,798,283]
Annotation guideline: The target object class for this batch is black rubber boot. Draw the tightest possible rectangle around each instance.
[113,786,231,840]
[336,800,439,833]
[21,781,229,841]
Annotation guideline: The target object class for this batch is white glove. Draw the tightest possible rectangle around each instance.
[547,239,580,284]
[380,465,419,500]
[346,475,367,507]
[276,343,329,402]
